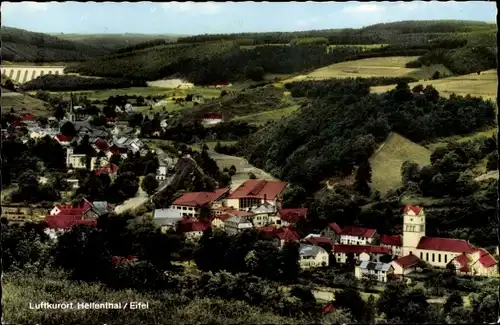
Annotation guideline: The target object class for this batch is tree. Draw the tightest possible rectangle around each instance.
[141,173,159,196]
[411,84,424,93]
[248,172,257,179]
[485,152,498,171]
[334,288,371,322]
[431,70,441,80]
[228,165,237,176]
[401,161,420,186]
[60,121,77,137]
[443,292,463,314]
[354,160,371,196]
[4,79,15,91]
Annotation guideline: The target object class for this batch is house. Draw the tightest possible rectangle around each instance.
[304,236,335,252]
[153,208,184,232]
[43,215,97,240]
[211,213,232,230]
[202,112,223,125]
[277,208,307,227]
[258,226,300,248]
[28,127,59,140]
[157,158,168,181]
[93,138,110,153]
[50,201,91,216]
[66,147,104,170]
[380,234,403,256]
[401,205,498,277]
[391,254,422,277]
[177,218,210,240]
[84,201,110,218]
[22,113,37,126]
[339,226,377,245]
[54,134,74,146]
[321,222,342,243]
[299,244,329,269]
[171,188,230,218]
[225,214,254,235]
[249,202,276,227]
[95,163,119,179]
[333,245,391,264]
[355,261,394,282]
[226,179,288,210]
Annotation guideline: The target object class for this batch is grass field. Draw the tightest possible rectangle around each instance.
[280,56,420,83]
[426,127,497,151]
[371,69,497,101]
[1,91,52,116]
[233,104,300,125]
[369,132,431,194]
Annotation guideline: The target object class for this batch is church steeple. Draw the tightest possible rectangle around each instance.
[68,92,75,122]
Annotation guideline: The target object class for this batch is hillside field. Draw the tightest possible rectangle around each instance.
[280,56,420,83]
[233,104,300,125]
[1,91,52,116]
[371,69,497,101]
[369,132,432,194]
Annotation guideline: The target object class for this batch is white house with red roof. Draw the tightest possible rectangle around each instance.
[54,134,74,146]
[391,253,422,276]
[177,218,211,240]
[44,200,100,240]
[333,244,391,264]
[380,234,403,256]
[401,205,498,277]
[299,244,330,269]
[202,112,223,125]
[224,210,255,235]
[226,179,288,210]
[339,226,377,245]
[171,188,230,218]
[258,226,301,248]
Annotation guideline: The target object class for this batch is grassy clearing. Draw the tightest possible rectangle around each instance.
[233,105,300,125]
[371,69,497,101]
[281,56,420,82]
[370,132,431,194]
[406,64,453,80]
[190,141,238,152]
[1,92,52,116]
[426,127,497,151]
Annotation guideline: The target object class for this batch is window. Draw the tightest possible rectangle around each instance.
[432,253,435,262]
[444,255,448,263]
[438,254,441,263]
[426,253,429,261]
[420,252,423,259]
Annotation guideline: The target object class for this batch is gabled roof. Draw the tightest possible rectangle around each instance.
[213,213,233,222]
[94,138,109,152]
[22,114,36,121]
[454,253,470,272]
[300,244,327,257]
[326,222,342,234]
[44,215,97,229]
[340,226,377,238]
[393,254,420,268]
[228,209,255,217]
[172,188,230,207]
[278,208,307,223]
[277,227,300,243]
[177,219,210,233]
[226,215,253,225]
[416,236,476,253]
[380,234,402,247]
[403,205,422,215]
[476,248,497,268]
[54,201,91,215]
[359,261,392,272]
[251,203,276,214]
[228,179,287,200]
[333,244,391,255]
[304,236,335,251]
[95,163,119,176]
[55,134,73,142]
[154,208,184,220]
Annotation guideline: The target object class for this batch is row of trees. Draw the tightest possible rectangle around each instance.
[20,75,147,92]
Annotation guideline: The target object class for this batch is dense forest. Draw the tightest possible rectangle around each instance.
[20,75,147,91]
[1,27,111,62]
[239,78,496,190]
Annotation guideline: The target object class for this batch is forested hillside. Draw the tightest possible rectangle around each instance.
[55,33,180,51]
[1,27,111,62]
[20,75,147,91]
[239,78,496,191]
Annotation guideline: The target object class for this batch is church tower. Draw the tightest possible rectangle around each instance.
[402,205,426,256]
[67,93,76,122]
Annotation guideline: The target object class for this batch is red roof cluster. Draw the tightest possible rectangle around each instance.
[340,226,377,238]
[257,226,300,243]
[94,138,109,152]
[393,254,421,268]
[454,253,470,272]
[228,180,288,200]
[173,188,230,207]
[109,145,127,155]
[326,222,342,234]
[322,304,336,314]
[380,234,402,247]
[278,208,307,223]
[55,134,73,142]
[212,214,233,222]
[95,163,119,176]
[416,237,476,253]
[44,215,97,230]
[54,202,91,215]
[333,244,391,255]
[403,205,422,215]
[111,256,138,267]
[177,218,211,233]
[305,236,335,251]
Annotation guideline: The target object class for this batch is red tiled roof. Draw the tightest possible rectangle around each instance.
[177,219,210,233]
[277,227,301,243]
[327,222,342,234]
[228,180,287,200]
[94,138,109,152]
[173,188,230,207]
[257,226,279,235]
[322,304,336,314]
[305,236,335,251]
[476,248,497,268]
[403,205,422,215]
[394,254,420,268]
[454,253,470,272]
[22,114,36,121]
[380,234,402,247]
[109,145,127,154]
[213,214,232,222]
[333,244,391,255]
[44,215,97,229]
[111,256,137,267]
[55,134,73,142]
[228,209,255,217]
[95,163,119,176]
[416,237,476,253]
[340,226,377,238]
[278,208,307,223]
[54,202,90,216]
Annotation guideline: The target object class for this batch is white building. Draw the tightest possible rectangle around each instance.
[299,244,329,269]
[355,261,394,282]
[225,215,254,235]
[339,226,377,245]
[157,159,168,181]
[380,234,403,256]
[153,208,184,232]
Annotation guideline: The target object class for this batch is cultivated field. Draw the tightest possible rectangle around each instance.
[146,79,194,89]
[280,56,420,82]
[369,132,431,194]
[371,69,497,101]
[233,105,300,125]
